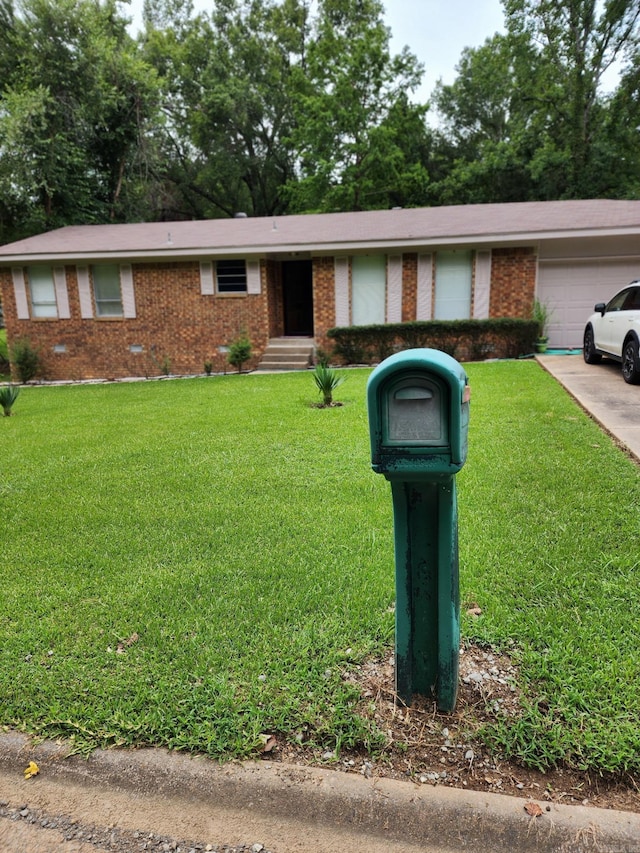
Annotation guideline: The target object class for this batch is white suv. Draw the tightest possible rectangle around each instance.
[583,282,640,384]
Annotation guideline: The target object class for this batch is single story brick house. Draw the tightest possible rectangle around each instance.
[1,199,639,381]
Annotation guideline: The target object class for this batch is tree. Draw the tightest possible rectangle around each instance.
[429,0,640,203]
[142,0,306,219]
[284,0,429,212]
[502,0,640,198]
[0,0,162,242]
[430,33,538,204]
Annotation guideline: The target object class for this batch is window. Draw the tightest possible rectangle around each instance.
[434,251,472,320]
[216,260,247,293]
[352,255,386,325]
[92,265,123,316]
[28,266,57,318]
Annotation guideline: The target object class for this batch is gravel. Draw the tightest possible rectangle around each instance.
[0,800,274,853]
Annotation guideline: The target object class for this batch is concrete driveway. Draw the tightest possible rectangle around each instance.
[537,354,640,463]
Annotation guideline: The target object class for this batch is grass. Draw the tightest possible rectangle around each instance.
[1,362,639,774]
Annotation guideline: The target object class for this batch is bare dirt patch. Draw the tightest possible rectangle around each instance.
[277,643,640,815]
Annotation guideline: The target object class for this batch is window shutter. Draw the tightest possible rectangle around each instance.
[416,254,433,320]
[434,250,472,320]
[200,261,214,295]
[77,266,93,318]
[387,255,403,323]
[246,260,261,294]
[334,257,350,327]
[473,251,491,319]
[120,264,136,318]
[53,266,70,319]
[12,268,30,319]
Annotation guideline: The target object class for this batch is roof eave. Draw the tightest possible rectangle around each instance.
[0,226,637,264]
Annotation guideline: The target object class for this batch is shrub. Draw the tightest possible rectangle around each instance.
[314,347,331,367]
[11,338,41,383]
[0,385,20,416]
[312,364,345,407]
[327,319,538,364]
[204,361,213,376]
[0,330,9,377]
[228,334,252,373]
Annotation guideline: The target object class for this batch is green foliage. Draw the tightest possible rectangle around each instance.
[1,0,639,236]
[1,367,640,773]
[284,0,428,212]
[204,360,213,376]
[532,298,552,339]
[0,329,9,377]
[327,319,539,364]
[227,334,252,372]
[0,0,162,242]
[0,384,19,416]
[10,338,41,383]
[312,363,345,406]
[430,2,640,204]
[314,347,331,367]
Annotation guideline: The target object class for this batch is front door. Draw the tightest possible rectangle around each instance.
[282,260,313,336]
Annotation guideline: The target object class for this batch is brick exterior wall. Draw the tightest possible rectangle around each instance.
[0,247,537,381]
[489,248,537,319]
[265,260,283,338]
[312,256,338,354]
[402,253,418,322]
[0,262,269,381]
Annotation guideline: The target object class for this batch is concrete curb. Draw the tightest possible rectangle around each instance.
[2,733,639,853]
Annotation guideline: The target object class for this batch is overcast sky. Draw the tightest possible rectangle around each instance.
[387,0,505,100]
[126,0,507,103]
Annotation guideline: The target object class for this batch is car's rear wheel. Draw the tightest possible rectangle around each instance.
[583,325,602,364]
[621,337,640,384]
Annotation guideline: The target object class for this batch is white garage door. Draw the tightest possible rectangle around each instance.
[538,260,640,348]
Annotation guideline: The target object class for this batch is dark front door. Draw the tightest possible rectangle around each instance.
[282,260,313,336]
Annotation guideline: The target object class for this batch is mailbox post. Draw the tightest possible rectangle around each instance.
[366,349,470,712]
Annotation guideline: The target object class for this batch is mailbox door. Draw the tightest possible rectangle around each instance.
[383,374,448,448]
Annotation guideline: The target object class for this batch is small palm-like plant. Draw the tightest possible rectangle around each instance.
[313,364,345,407]
[0,385,20,416]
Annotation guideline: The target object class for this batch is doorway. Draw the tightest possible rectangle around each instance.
[282,260,313,336]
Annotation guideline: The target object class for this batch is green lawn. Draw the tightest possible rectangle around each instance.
[1,362,639,773]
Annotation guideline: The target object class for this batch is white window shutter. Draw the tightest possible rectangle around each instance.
[120,265,136,318]
[387,255,403,323]
[200,261,214,295]
[334,257,350,327]
[416,254,433,320]
[77,266,93,318]
[474,251,492,319]
[53,266,70,319]
[12,268,29,319]
[246,260,261,294]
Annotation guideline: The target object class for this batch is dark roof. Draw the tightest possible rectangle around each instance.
[1,199,640,262]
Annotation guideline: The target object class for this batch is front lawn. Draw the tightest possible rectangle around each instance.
[1,362,639,773]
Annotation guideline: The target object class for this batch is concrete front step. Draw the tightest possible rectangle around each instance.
[256,337,315,372]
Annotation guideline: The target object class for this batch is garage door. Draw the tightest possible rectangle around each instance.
[538,260,640,348]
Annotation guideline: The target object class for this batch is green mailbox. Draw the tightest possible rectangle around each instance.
[366,349,470,711]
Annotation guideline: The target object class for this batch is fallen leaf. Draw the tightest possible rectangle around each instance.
[24,761,39,779]
[258,733,277,753]
[116,633,139,654]
[524,801,543,817]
